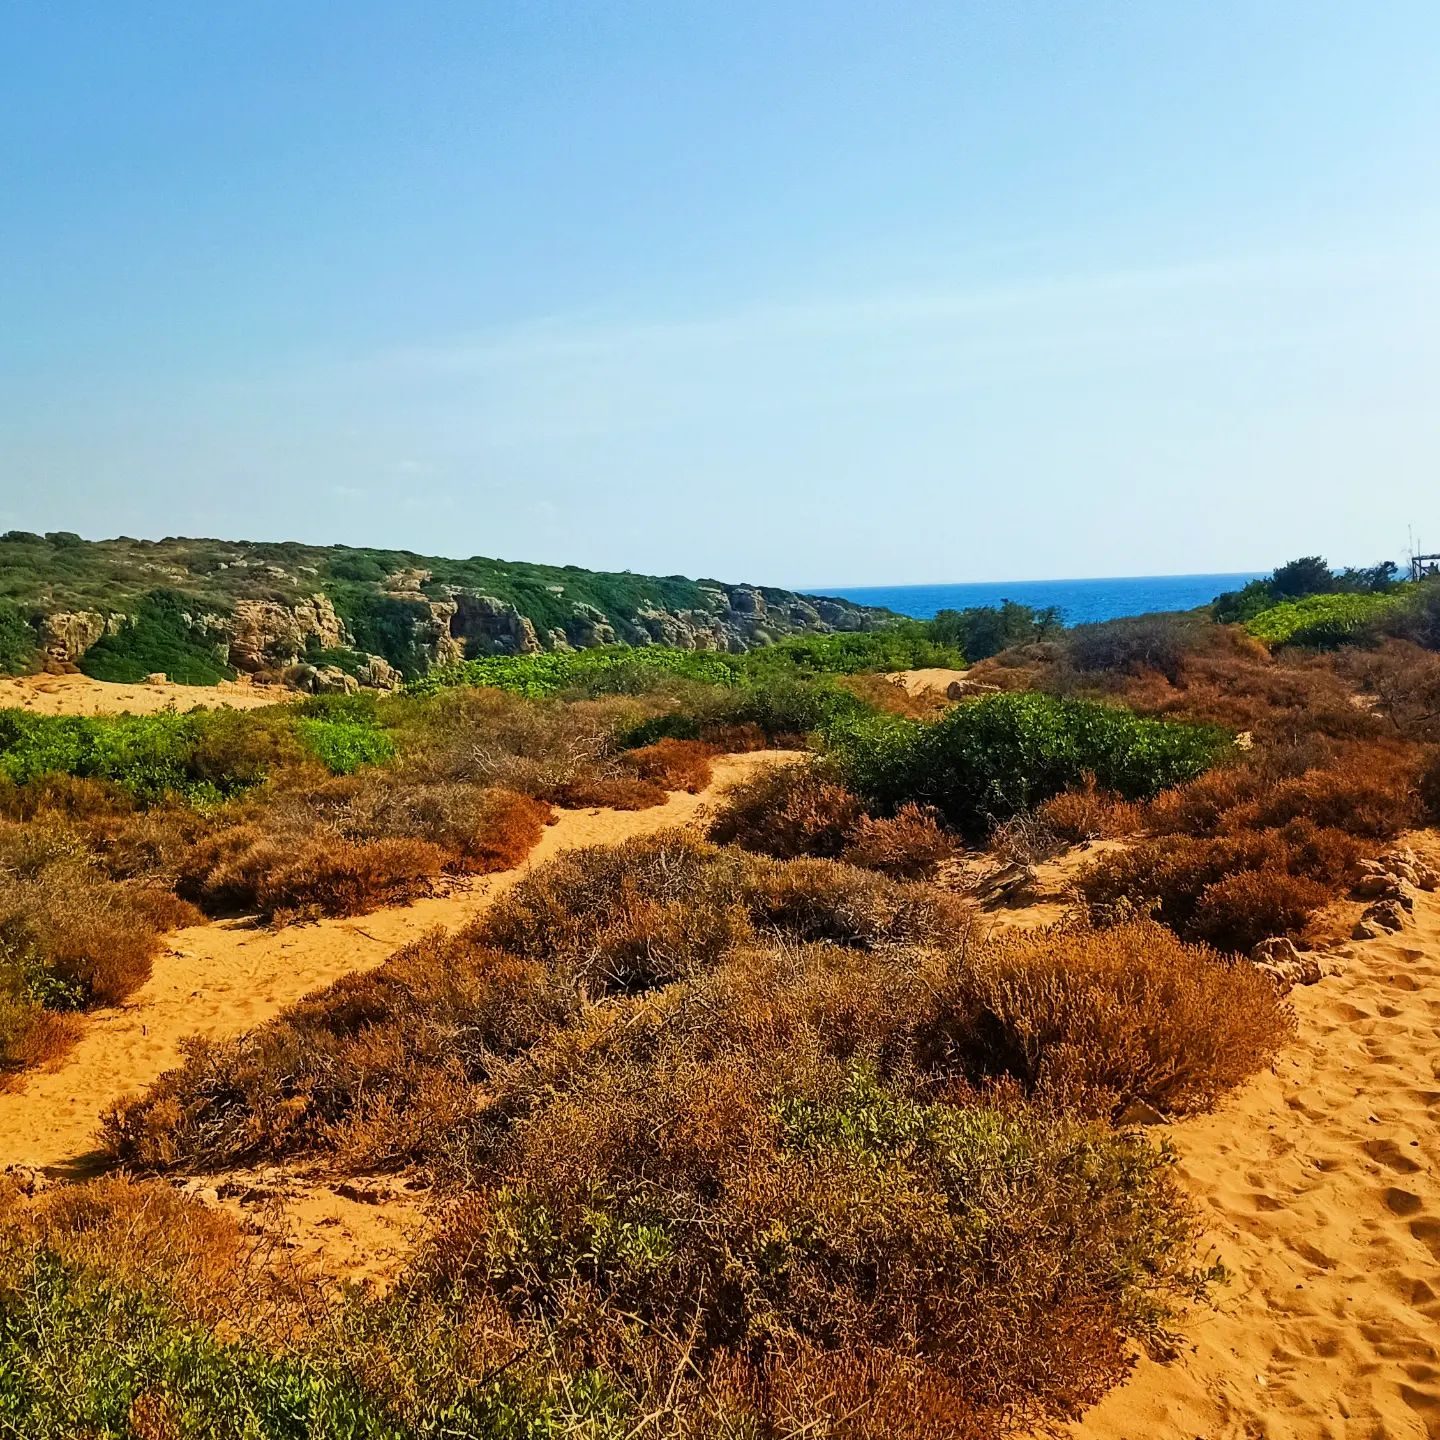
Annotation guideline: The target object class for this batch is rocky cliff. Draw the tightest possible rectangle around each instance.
[0,532,890,687]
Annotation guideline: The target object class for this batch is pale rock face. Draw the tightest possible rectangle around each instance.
[38,609,116,661]
[355,655,402,690]
[228,594,345,672]
[726,585,767,619]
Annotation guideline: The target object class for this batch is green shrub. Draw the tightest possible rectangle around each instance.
[827,692,1230,838]
[78,590,234,686]
[0,710,297,802]
[928,601,1061,661]
[0,602,37,675]
[1246,590,1410,648]
[295,718,395,774]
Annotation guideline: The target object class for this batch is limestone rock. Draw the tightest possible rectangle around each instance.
[567,602,618,649]
[228,594,345,673]
[1354,899,1409,939]
[313,665,358,694]
[1250,936,1323,988]
[355,655,402,690]
[38,609,115,661]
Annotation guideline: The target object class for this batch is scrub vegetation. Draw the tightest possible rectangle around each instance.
[1,553,1437,1436]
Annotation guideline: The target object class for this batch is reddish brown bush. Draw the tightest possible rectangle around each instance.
[619,738,716,793]
[252,837,447,922]
[1188,870,1331,952]
[839,803,953,878]
[1077,822,1359,951]
[548,773,668,809]
[1219,743,1420,839]
[1037,777,1144,841]
[105,937,571,1170]
[919,920,1294,1115]
[708,761,866,859]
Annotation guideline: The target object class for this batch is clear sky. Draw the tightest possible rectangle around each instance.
[3,2,1438,587]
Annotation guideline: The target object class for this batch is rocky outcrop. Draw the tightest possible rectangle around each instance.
[449,593,543,657]
[39,610,120,662]
[228,595,346,673]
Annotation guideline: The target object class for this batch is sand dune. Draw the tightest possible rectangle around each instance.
[0,671,284,716]
[1069,833,1440,1440]
[0,749,796,1174]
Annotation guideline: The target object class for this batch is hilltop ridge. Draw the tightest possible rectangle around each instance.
[0,532,888,686]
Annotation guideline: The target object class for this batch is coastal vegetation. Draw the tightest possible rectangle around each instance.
[1,549,1439,1435]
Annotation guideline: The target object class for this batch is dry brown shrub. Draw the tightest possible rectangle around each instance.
[837,671,944,718]
[707,760,865,859]
[618,737,716,792]
[1188,869,1331,951]
[105,936,572,1170]
[548,773,667,809]
[915,920,1294,1117]
[0,1173,311,1334]
[1336,639,1440,741]
[740,854,966,948]
[1076,824,1357,951]
[1422,748,1440,824]
[1037,776,1144,841]
[0,772,135,822]
[0,1000,82,1080]
[252,836,447,922]
[421,961,1210,1436]
[696,721,768,752]
[0,850,200,1009]
[1218,742,1420,839]
[1146,764,1269,835]
[840,804,953,878]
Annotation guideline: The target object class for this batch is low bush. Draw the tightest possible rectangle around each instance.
[839,804,954,878]
[1077,823,1358,951]
[432,1032,1211,1436]
[294,717,395,774]
[828,692,1230,840]
[0,708,300,802]
[707,760,866,859]
[189,833,447,923]
[475,832,962,998]
[78,589,235,685]
[918,920,1294,1116]
[105,939,573,1170]
[1,829,201,1072]
[617,738,715,792]
[1036,778,1144,841]
[1246,590,1408,648]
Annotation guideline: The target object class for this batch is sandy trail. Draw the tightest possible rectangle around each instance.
[0,672,285,715]
[0,750,795,1174]
[1069,832,1440,1440]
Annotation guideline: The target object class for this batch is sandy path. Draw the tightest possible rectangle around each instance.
[0,672,284,715]
[0,750,795,1174]
[1069,833,1440,1440]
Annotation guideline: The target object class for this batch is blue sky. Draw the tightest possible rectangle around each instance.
[3,2,1438,586]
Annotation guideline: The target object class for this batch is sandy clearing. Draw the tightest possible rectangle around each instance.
[1068,832,1440,1440]
[890,666,969,698]
[0,672,285,716]
[0,749,797,1174]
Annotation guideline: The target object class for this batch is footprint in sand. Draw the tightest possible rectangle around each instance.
[1362,1138,1424,1174]
[1382,1187,1424,1218]
[1410,1218,1440,1261]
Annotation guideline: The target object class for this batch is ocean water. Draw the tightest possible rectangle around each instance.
[819,573,1266,627]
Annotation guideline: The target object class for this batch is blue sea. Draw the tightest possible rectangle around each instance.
[819,573,1265,627]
